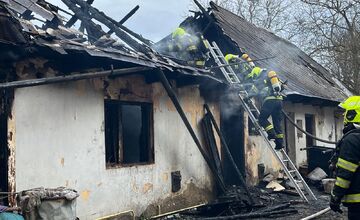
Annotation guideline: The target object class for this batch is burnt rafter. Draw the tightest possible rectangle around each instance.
[65,0,94,28]
[106,5,139,36]
[0,67,152,89]
[73,0,152,47]
[192,0,214,33]
[61,0,152,54]
[60,0,105,42]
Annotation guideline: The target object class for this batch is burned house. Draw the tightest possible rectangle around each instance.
[173,2,349,185]
[0,0,227,219]
[0,0,352,219]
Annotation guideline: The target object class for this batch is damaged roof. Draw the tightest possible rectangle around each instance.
[0,0,219,83]
[205,2,348,102]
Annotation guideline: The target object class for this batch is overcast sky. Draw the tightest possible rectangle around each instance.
[50,0,194,42]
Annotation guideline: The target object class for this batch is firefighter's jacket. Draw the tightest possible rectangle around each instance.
[229,57,253,81]
[166,33,207,67]
[333,128,360,206]
[247,72,283,102]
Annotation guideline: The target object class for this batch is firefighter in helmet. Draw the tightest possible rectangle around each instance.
[245,67,285,150]
[224,53,255,82]
[165,27,207,68]
[330,96,360,219]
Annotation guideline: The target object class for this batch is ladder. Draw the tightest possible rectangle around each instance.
[204,40,317,203]
[205,41,240,84]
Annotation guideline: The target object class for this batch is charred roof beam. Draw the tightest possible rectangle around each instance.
[84,3,151,47]
[69,0,152,47]
[62,0,151,55]
[193,0,215,34]
[65,0,94,28]
[0,66,152,89]
[9,0,55,21]
[106,5,139,36]
[61,0,106,42]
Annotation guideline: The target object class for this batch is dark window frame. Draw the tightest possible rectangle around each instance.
[104,99,154,168]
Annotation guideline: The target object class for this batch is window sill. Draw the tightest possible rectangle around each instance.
[106,161,155,169]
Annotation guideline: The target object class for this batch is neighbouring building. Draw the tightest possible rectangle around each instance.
[172,2,350,185]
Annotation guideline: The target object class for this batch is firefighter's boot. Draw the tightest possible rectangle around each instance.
[266,127,276,140]
[275,138,284,150]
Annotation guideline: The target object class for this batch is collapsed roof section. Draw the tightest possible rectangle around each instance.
[181,1,349,104]
[0,0,220,84]
[0,0,349,104]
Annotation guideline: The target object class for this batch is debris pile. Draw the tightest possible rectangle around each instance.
[152,180,344,220]
[152,186,301,219]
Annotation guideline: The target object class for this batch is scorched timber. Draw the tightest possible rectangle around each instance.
[0,67,151,89]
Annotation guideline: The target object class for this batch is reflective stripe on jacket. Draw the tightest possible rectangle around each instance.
[248,72,283,102]
[332,129,360,205]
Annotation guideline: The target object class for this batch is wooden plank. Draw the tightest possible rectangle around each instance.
[65,0,94,27]
[0,67,151,89]
[13,0,54,21]
[18,18,38,34]
[72,0,152,47]
[7,0,27,14]
[204,104,255,205]
[107,5,139,35]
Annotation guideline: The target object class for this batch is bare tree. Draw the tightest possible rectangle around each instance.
[332,31,360,93]
[294,0,360,94]
[195,0,300,40]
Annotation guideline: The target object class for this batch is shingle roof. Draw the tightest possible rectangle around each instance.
[208,2,348,102]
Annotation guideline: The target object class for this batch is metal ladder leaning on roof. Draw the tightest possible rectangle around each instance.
[204,40,317,203]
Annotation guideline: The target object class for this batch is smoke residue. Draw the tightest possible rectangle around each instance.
[151,26,204,63]
[219,87,244,120]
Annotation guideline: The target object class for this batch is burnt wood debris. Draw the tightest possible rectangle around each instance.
[0,0,346,219]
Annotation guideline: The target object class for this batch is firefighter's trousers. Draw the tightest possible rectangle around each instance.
[258,99,284,149]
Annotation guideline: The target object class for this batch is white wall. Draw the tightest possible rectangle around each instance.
[244,101,342,184]
[284,102,342,166]
[244,111,282,185]
[13,79,214,219]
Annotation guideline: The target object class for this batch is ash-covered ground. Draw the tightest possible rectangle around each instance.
[156,185,347,220]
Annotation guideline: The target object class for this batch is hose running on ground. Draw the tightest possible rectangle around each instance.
[282,110,337,145]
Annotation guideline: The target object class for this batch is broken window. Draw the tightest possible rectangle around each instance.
[104,100,153,167]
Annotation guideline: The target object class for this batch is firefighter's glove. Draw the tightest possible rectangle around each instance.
[330,194,343,213]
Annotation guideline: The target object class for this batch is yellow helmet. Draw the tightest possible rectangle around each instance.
[241,53,250,60]
[224,54,238,63]
[339,96,360,125]
[172,27,186,38]
[267,71,276,78]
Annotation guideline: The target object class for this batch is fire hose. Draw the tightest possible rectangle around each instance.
[282,110,337,145]
[300,207,331,220]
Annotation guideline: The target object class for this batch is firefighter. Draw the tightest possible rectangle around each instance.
[330,96,360,219]
[166,27,207,68]
[224,53,255,82]
[245,67,285,150]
